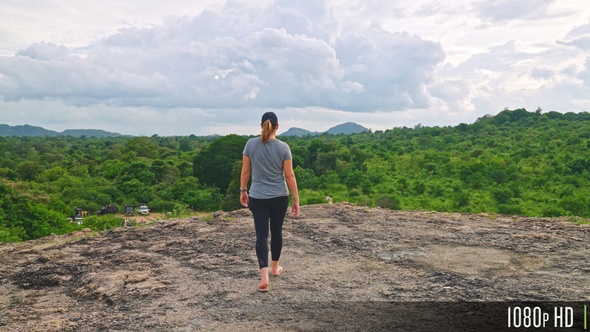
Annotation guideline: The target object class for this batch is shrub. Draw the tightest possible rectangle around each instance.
[375,194,401,210]
[79,215,124,231]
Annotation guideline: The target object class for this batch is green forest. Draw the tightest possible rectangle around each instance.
[1,108,589,243]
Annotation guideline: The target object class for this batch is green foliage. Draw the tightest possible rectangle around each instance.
[375,194,401,210]
[122,137,159,159]
[558,191,590,217]
[79,215,124,231]
[221,160,245,212]
[0,181,72,242]
[294,166,318,189]
[193,134,248,191]
[0,226,25,243]
[299,189,330,205]
[171,203,193,218]
[163,176,222,211]
[286,109,590,217]
[1,109,590,243]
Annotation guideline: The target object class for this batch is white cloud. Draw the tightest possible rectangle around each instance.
[475,0,556,22]
[0,1,445,114]
[0,42,173,104]
[578,58,590,87]
[560,23,590,51]
[0,0,589,135]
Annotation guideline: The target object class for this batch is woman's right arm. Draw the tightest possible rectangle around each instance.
[283,159,300,217]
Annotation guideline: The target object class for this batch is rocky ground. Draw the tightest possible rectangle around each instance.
[1,203,589,331]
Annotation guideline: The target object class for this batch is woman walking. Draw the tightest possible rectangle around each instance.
[240,112,300,292]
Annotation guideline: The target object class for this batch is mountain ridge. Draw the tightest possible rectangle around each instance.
[0,124,122,138]
[1,122,370,137]
[281,122,369,136]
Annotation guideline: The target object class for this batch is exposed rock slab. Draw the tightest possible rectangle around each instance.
[1,204,588,331]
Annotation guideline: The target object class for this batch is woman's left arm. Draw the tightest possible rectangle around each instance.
[240,155,251,207]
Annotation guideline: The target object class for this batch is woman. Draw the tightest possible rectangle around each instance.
[240,112,300,292]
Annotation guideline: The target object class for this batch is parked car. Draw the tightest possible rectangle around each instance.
[137,203,150,215]
[95,203,119,216]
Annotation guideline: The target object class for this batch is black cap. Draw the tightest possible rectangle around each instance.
[261,112,278,126]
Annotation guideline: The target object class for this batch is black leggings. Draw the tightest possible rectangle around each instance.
[248,196,289,269]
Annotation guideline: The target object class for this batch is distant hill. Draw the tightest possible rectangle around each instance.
[0,124,122,137]
[281,122,369,137]
[60,129,122,137]
[280,127,321,137]
[2,122,368,138]
[325,122,369,135]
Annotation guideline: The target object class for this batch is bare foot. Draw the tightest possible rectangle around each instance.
[257,282,269,292]
[271,266,284,276]
[258,267,269,292]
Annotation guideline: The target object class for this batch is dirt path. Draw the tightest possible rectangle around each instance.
[122,212,166,224]
[1,204,589,331]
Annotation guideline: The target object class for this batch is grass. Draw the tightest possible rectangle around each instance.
[569,216,590,225]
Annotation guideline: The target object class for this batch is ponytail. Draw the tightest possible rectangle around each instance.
[261,120,275,144]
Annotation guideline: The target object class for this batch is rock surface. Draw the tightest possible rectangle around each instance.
[1,203,589,331]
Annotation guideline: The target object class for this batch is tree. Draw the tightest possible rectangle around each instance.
[221,160,245,212]
[0,181,70,241]
[123,137,159,159]
[16,161,43,181]
[3,108,590,243]
[119,178,153,204]
[119,162,156,185]
[193,134,248,191]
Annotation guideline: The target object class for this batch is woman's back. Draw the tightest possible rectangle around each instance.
[243,137,291,199]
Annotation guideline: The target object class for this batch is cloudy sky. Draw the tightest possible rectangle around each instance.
[0,0,589,136]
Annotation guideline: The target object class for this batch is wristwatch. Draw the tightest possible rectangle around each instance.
[239,188,248,193]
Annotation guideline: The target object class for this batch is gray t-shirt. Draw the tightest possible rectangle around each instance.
[243,137,292,199]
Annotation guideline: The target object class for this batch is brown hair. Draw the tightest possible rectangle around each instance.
[261,120,275,144]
